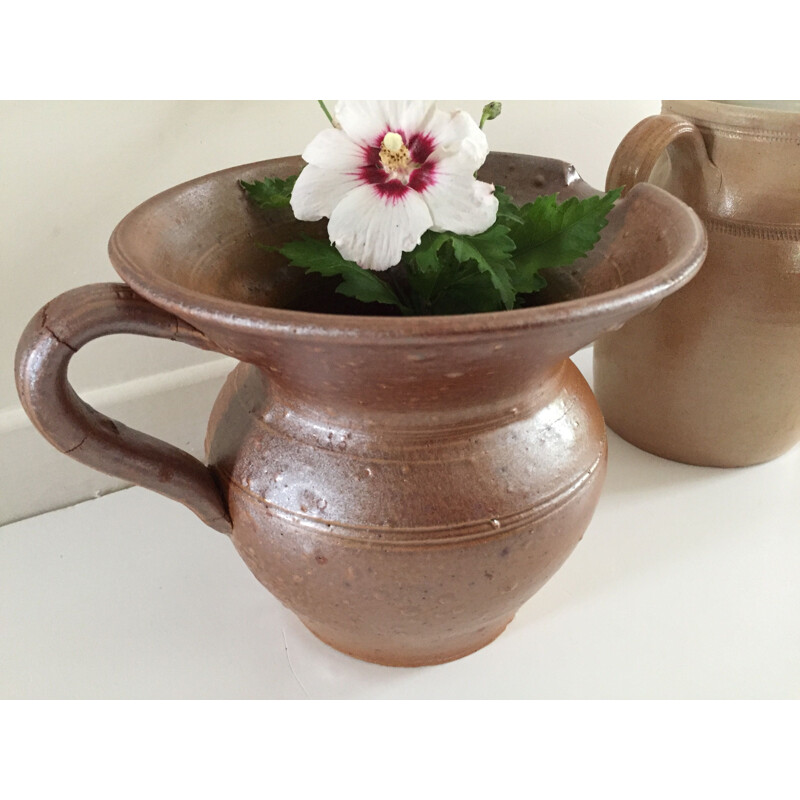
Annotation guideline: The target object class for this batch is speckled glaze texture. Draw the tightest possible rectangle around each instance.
[15,153,706,666]
[596,100,800,467]
[205,334,609,666]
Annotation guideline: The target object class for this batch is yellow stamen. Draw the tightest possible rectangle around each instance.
[382,131,404,151]
[379,131,410,173]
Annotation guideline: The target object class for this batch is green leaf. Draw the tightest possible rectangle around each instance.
[240,175,298,209]
[402,236,450,310]
[448,227,517,311]
[493,185,524,229]
[278,238,410,313]
[510,188,622,294]
[428,268,505,315]
[411,231,452,274]
[405,223,518,312]
[246,177,619,316]
[403,239,476,314]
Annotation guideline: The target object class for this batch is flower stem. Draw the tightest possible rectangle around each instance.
[317,100,335,126]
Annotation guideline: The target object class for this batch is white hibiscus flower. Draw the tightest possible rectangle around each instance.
[290,100,499,271]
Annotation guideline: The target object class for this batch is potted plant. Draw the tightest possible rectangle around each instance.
[15,101,706,665]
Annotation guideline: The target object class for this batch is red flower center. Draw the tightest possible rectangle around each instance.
[357,129,438,201]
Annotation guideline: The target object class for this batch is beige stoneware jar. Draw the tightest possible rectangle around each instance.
[595,100,800,467]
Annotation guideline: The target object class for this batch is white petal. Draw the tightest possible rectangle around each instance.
[302,127,365,172]
[334,101,390,147]
[426,109,490,171]
[422,173,498,235]
[382,100,437,137]
[290,165,362,221]
[328,185,433,271]
[334,100,437,147]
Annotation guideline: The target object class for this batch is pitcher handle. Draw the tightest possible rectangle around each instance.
[606,113,718,197]
[15,282,232,534]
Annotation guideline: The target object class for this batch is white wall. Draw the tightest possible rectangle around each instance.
[0,100,659,523]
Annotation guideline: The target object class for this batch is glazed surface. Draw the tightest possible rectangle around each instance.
[207,361,606,665]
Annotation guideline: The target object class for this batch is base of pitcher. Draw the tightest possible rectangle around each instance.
[300,615,516,668]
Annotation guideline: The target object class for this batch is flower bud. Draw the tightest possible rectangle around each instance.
[482,101,502,122]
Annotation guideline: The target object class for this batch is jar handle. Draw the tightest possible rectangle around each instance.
[15,283,232,534]
[606,113,719,198]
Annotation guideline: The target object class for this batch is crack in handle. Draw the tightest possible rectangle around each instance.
[15,282,232,534]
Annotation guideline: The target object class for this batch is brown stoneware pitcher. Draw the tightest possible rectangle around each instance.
[15,153,705,666]
[595,100,800,467]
